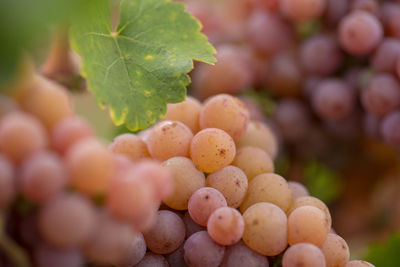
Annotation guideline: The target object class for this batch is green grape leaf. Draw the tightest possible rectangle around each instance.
[70,0,216,130]
[364,232,400,267]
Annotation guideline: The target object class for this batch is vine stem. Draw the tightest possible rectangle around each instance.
[0,212,31,267]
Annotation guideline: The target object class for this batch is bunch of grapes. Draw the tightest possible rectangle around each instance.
[0,79,374,267]
[187,0,400,154]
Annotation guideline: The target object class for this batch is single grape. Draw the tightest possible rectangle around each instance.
[232,146,274,181]
[288,196,332,228]
[221,240,269,267]
[183,231,225,267]
[207,207,244,246]
[371,38,400,73]
[117,233,147,267]
[108,133,150,161]
[188,187,227,226]
[136,252,169,267]
[321,233,350,267]
[163,96,202,133]
[346,260,375,267]
[282,243,326,267]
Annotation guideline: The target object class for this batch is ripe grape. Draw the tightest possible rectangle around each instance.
[381,111,400,150]
[288,181,310,200]
[34,243,84,267]
[207,207,244,246]
[183,231,225,267]
[136,252,169,267]
[287,205,330,246]
[143,210,186,254]
[200,94,250,141]
[108,133,150,161]
[117,233,147,267]
[221,240,269,267]
[282,243,326,267]
[147,121,193,161]
[0,112,47,163]
[190,128,236,173]
[371,38,400,73]
[240,173,292,213]
[0,154,15,209]
[321,233,350,267]
[280,0,326,22]
[206,165,248,208]
[288,196,332,228]
[346,260,375,267]
[188,187,227,226]
[163,96,202,133]
[242,202,288,256]
[232,146,274,181]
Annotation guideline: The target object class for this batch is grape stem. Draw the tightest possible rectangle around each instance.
[0,213,31,267]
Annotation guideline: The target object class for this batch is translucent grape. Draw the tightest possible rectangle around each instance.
[38,194,96,248]
[232,146,274,181]
[362,73,400,117]
[108,133,150,161]
[183,211,206,238]
[288,181,309,200]
[288,206,330,246]
[280,0,326,21]
[321,233,350,267]
[34,243,84,267]
[338,11,383,56]
[183,231,225,267]
[0,112,47,163]
[200,94,250,141]
[163,96,202,133]
[20,151,66,204]
[282,243,326,267]
[346,260,375,267]
[188,187,227,226]
[371,38,400,73]
[147,121,193,161]
[162,157,205,210]
[0,154,15,209]
[288,196,332,228]
[51,117,93,155]
[207,207,244,246]
[237,121,278,159]
[221,240,269,267]
[136,252,169,267]
[117,233,147,267]
[240,173,292,213]
[65,139,114,196]
[206,166,248,208]
[242,202,288,256]
[190,128,236,173]
[381,111,400,149]
[143,210,186,254]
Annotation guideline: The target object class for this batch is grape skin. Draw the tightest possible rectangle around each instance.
[288,196,332,229]
[346,260,375,267]
[207,207,244,246]
[321,233,350,267]
[163,96,202,133]
[108,133,150,161]
[136,252,169,267]
[117,233,147,267]
[280,0,326,22]
[282,243,326,267]
[288,181,310,200]
[220,240,269,267]
[232,146,274,181]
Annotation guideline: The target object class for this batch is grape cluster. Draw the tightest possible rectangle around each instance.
[1,77,374,266]
[187,0,400,153]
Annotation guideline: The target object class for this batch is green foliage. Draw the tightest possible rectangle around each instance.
[304,161,342,204]
[70,0,216,131]
[364,232,400,267]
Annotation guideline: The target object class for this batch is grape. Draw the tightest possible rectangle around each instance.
[381,2,400,39]
[84,211,136,265]
[183,231,225,267]
[288,196,332,228]
[190,128,236,173]
[248,0,279,12]
[200,94,250,141]
[143,210,186,254]
[346,260,375,267]
[136,252,169,267]
[65,139,114,196]
[206,166,248,208]
[51,117,93,154]
[165,244,186,267]
[117,233,147,267]
[207,207,244,246]
[232,146,274,181]
[20,75,73,130]
[300,34,342,76]
[106,167,158,231]
[280,0,326,21]
[183,211,206,238]
[321,233,350,267]
[351,0,378,15]
[34,243,84,267]
[239,97,267,123]
[288,181,310,200]
[191,46,253,100]
[221,240,269,267]
[324,0,348,25]
[0,154,15,209]
[338,11,383,56]
[273,99,311,142]
[188,187,227,226]
[0,95,18,118]
[242,202,288,256]
[163,96,202,133]
[246,10,293,56]
[38,194,96,248]
[108,133,150,161]
[237,121,278,159]
[282,243,326,267]
[288,206,330,246]
[0,112,47,163]
[147,121,193,161]
[240,173,292,213]
[312,79,354,121]
[19,151,66,204]
[362,74,400,117]
[162,157,205,210]
[371,39,400,73]
[381,111,400,150]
